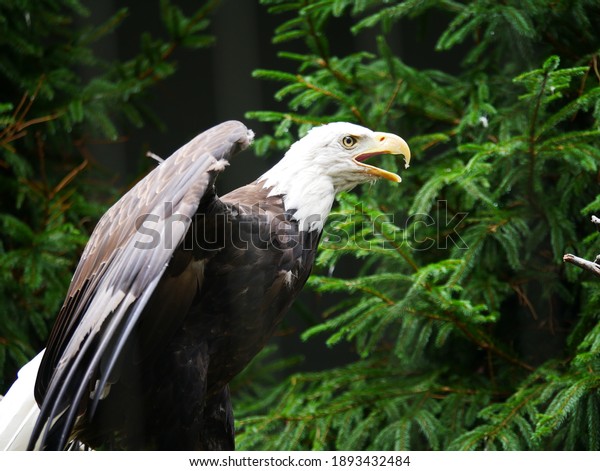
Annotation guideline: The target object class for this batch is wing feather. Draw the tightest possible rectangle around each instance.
[30,121,253,449]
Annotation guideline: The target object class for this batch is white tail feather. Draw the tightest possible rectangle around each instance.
[0,350,44,450]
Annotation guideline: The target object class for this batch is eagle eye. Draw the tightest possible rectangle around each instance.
[341,135,358,149]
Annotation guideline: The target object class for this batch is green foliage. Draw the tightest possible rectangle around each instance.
[0,0,219,388]
[236,0,600,450]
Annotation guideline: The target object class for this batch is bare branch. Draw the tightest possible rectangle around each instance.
[563,214,600,277]
[563,253,600,278]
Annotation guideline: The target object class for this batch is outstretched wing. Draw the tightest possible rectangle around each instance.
[30,121,253,450]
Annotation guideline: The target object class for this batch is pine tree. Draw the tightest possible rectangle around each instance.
[233,0,600,450]
[0,0,219,390]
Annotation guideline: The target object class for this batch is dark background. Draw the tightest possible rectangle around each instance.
[90,0,458,188]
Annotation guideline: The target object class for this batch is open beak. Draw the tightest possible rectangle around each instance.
[353,132,411,182]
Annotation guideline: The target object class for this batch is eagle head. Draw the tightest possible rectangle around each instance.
[259,122,411,232]
[289,122,411,191]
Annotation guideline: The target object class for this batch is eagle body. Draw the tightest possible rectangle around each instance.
[71,185,320,450]
[0,121,410,450]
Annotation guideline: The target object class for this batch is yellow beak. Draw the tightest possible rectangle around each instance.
[353,132,411,182]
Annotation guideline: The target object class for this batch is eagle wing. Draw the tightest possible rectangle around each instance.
[30,121,253,450]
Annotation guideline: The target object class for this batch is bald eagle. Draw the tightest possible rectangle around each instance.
[0,121,410,450]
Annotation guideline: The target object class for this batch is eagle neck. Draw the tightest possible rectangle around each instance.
[257,160,336,233]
